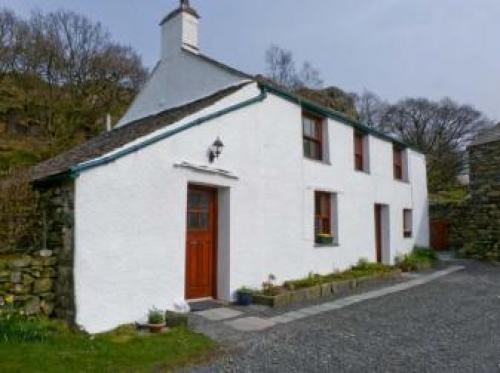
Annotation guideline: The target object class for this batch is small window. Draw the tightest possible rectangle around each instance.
[393,146,403,180]
[354,131,366,171]
[403,209,413,238]
[303,113,324,161]
[314,191,338,245]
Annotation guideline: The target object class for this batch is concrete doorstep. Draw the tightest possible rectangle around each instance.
[196,266,465,332]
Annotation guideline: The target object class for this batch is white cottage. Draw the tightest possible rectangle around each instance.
[32,0,429,333]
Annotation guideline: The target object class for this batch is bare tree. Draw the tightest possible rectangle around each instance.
[353,90,388,129]
[381,97,492,191]
[265,45,322,89]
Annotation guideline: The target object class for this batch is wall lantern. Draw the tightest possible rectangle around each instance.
[208,137,224,163]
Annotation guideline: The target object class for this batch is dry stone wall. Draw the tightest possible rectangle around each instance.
[0,251,57,315]
[463,141,500,260]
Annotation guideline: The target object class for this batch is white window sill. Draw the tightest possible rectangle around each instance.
[304,157,331,166]
[314,243,340,248]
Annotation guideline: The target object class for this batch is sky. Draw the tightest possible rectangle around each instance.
[2,0,499,121]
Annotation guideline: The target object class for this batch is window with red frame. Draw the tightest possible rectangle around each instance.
[403,209,413,238]
[303,114,324,161]
[315,192,331,238]
[393,146,403,180]
[354,132,365,171]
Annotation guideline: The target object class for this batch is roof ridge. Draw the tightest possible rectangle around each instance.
[30,82,251,182]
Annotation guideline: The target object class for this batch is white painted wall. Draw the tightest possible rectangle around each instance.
[117,49,247,127]
[117,7,247,127]
[74,83,429,333]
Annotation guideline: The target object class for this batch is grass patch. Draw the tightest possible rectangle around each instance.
[396,247,438,272]
[0,319,214,372]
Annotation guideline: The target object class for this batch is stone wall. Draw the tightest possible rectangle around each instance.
[462,141,500,260]
[429,201,468,250]
[0,179,75,319]
[38,180,75,323]
[0,252,57,315]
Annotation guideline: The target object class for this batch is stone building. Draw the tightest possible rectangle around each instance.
[463,124,500,259]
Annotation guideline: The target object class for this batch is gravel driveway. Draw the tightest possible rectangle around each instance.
[191,260,500,372]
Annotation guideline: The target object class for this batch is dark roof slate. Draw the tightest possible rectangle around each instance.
[31,83,248,182]
[470,124,500,147]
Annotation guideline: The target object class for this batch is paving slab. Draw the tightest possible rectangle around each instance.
[225,317,276,331]
[196,307,243,321]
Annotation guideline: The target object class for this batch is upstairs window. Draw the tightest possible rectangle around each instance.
[403,209,413,238]
[354,131,367,171]
[303,113,324,161]
[393,146,403,180]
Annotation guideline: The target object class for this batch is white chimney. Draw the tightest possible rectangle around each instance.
[160,0,200,60]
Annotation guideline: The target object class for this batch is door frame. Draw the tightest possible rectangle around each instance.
[185,184,218,300]
[374,204,383,263]
[374,203,390,264]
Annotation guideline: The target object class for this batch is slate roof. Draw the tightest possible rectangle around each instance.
[30,83,248,182]
[470,124,500,147]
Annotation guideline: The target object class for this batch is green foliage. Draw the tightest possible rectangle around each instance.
[396,247,437,272]
[237,286,255,294]
[296,86,359,120]
[262,273,281,296]
[0,173,41,252]
[147,307,165,325]
[0,314,55,343]
[460,241,500,262]
[0,8,146,179]
[284,272,322,290]
[429,186,469,205]
[0,321,214,372]
[283,259,395,290]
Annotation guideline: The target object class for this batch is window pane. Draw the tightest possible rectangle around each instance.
[303,117,315,137]
[199,212,209,229]
[188,193,200,208]
[304,140,312,158]
[188,212,199,229]
[355,154,363,171]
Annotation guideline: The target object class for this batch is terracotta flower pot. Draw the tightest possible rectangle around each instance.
[148,323,165,333]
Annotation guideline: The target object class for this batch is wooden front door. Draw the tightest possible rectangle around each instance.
[185,185,217,300]
[374,204,382,263]
[431,220,450,251]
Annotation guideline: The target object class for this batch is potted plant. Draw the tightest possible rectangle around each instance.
[147,307,165,333]
[236,287,254,306]
[316,233,334,245]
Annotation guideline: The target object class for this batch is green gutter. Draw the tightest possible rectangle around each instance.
[70,87,268,177]
[258,81,423,153]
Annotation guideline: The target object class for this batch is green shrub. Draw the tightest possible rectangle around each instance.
[396,247,437,272]
[0,314,54,343]
[350,258,393,273]
[284,272,322,290]
[147,307,164,325]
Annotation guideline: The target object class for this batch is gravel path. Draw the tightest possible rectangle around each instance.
[190,260,500,372]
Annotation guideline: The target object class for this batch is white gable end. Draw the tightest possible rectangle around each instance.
[117,50,248,127]
[116,1,249,127]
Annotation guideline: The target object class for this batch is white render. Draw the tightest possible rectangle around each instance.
[69,2,429,333]
[73,83,429,333]
[116,6,247,127]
